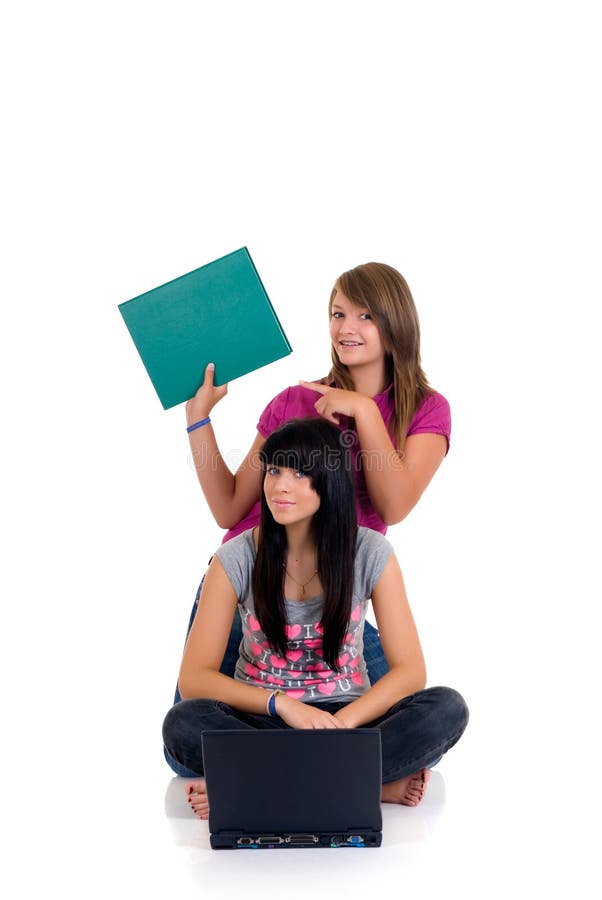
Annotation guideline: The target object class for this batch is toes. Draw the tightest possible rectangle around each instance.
[190,803,209,819]
[185,779,206,797]
[192,808,208,820]
[406,779,423,795]
[381,768,431,807]
[402,768,430,805]
[186,779,210,819]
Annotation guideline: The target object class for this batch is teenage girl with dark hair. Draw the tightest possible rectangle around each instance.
[175,262,451,701]
[163,419,468,819]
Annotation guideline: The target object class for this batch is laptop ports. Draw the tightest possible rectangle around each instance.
[346,835,365,845]
[285,834,319,845]
[237,837,256,846]
[256,836,284,845]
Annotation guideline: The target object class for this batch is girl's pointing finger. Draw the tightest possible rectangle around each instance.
[299,380,331,395]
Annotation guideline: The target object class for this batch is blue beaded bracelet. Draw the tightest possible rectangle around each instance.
[186,416,211,433]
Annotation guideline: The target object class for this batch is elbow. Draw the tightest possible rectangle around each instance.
[406,673,427,698]
[382,509,409,527]
[177,676,193,700]
[389,658,427,697]
[416,661,427,692]
[407,659,427,695]
[377,490,422,526]
[381,500,417,527]
[177,669,206,701]
[214,499,255,530]
[178,661,220,700]
[414,653,427,692]
[214,512,237,530]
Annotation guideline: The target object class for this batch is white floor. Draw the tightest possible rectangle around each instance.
[12,735,588,900]
[158,762,593,900]
[159,747,596,900]
[3,660,598,900]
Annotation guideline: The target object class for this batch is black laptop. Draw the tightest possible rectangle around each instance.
[201,728,383,849]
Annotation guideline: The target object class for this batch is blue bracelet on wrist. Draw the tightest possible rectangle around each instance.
[267,689,283,717]
[186,416,211,433]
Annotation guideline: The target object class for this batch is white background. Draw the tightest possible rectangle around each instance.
[2,2,600,897]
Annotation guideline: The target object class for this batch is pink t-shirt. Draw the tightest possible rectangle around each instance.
[222,383,451,542]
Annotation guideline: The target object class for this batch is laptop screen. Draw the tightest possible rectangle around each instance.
[201,728,382,849]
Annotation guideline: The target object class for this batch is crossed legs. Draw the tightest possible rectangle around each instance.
[163,686,468,819]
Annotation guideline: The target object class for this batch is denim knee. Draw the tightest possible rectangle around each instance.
[162,699,222,776]
[162,701,184,752]
[163,745,199,778]
[163,698,218,742]
[428,686,470,737]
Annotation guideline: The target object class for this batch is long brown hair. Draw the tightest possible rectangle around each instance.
[325,262,432,451]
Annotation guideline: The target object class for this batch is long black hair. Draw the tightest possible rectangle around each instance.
[252,418,357,670]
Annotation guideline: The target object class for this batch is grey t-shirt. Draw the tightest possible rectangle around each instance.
[215,527,393,704]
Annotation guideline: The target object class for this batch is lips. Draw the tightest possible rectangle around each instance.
[339,340,363,347]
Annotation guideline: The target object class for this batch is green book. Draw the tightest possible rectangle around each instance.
[118,247,292,410]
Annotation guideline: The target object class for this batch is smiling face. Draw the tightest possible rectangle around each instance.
[329,290,385,370]
[263,465,321,527]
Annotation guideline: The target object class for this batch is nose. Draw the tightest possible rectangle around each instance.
[273,470,292,491]
[338,318,357,335]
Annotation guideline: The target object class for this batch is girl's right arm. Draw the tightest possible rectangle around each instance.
[186,363,265,529]
[178,554,275,710]
[178,554,342,728]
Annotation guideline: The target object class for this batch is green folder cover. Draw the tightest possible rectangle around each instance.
[118,247,292,410]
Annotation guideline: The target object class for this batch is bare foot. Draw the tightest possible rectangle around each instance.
[381,768,430,807]
[185,779,209,819]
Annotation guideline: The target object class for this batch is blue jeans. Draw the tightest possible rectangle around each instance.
[165,574,391,776]
[163,687,469,783]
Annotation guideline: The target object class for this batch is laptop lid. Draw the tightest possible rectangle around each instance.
[201,728,382,849]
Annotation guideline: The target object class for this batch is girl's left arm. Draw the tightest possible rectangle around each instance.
[333,553,427,728]
[300,383,447,525]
